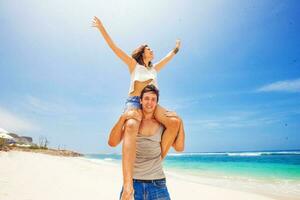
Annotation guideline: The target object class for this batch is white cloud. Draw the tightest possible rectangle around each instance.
[257,79,300,93]
[0,106,39,133]
[24,95,121,116]
[25,95,69,116]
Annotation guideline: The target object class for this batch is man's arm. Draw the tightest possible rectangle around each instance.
[160,127,185,160]
[108,110,142,147]
[108,115,126,147]
[160,113,185,159]
[172,122,185,152]
[162,111,185,152]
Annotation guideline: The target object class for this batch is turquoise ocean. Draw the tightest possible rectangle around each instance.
[86,150,300,199]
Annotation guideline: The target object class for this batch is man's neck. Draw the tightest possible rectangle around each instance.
[142,111,154,120]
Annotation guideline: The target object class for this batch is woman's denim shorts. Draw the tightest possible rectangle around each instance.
[124,96,141,112]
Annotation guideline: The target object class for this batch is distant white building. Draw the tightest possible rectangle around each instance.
[0,128,13,140]
[0,127,33,146]
[0,128,15,144]
[0,128,16,144]
[0,133,14,140]
[0,127,9,134]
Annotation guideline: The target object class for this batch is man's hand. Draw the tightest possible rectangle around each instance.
[121,183,134,200]
[164,111,178,118]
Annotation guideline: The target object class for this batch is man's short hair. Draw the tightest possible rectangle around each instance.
[140,84,159,102]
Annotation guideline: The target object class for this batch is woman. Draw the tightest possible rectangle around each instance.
[92,16,185,200]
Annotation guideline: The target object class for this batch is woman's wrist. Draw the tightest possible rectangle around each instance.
[173,47,179,54]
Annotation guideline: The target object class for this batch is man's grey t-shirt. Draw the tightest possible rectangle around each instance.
[133,125,165,180]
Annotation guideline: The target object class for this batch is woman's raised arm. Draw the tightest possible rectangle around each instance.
[154,39,181,72]
[92,16,136,73]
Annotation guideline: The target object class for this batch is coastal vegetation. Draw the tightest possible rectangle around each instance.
[0,132,82,157]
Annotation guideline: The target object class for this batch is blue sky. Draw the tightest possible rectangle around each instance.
[1,0,299,154]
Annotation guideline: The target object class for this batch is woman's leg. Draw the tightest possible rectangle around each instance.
[121,110,142,200]
[108,109,142,147]
[154,104,185,159]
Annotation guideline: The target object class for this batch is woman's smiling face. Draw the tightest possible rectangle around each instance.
[143,46,154,61]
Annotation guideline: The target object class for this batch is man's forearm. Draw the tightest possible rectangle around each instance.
[108,116,126,147]
[172,124,185,152]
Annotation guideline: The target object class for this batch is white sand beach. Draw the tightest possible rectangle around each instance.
[0,151,278,200]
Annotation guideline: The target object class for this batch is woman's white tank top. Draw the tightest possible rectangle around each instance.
[129,63,158,94]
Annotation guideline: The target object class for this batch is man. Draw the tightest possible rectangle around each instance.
[108,85,185,200]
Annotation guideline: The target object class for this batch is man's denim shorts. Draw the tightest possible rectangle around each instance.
[124,96,141,112]
[119,178,171,200]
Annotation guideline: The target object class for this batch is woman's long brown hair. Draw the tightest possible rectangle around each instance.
[131,44,153,67]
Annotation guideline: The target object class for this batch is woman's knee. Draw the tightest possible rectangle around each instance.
[164,117,181,129]
[125,109,142,122]
[125,118,140,132]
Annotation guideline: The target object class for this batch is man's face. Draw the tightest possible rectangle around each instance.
[140,92,158,113]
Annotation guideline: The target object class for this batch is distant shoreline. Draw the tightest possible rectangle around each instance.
[4,146,84,157]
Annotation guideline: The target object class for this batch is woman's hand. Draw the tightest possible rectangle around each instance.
[175,39,181,49]
[172,39,181,54]
[92,16,103,29]
[91,16,136,71]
